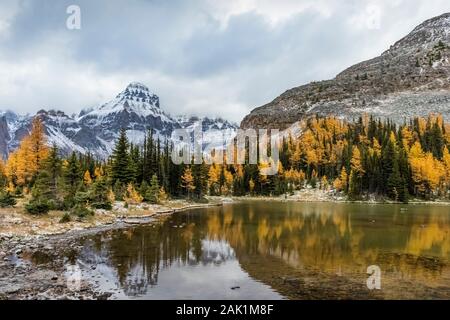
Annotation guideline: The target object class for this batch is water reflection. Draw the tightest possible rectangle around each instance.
[78,202,450,299]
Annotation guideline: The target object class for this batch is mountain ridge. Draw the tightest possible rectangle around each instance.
[241,12,450,130]
[0,83,238,159]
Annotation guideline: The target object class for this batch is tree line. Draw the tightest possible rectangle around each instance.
[0,114,449,217]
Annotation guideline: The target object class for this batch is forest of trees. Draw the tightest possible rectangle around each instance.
[0,113,449,218]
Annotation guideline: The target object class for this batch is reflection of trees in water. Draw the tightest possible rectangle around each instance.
[84,213,237,296]
[84,222,197,296]
[83,203,449,295]
[205,203,450,284]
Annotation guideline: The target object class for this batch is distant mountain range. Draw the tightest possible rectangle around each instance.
[241,13,450,130]
[0,82,237,159]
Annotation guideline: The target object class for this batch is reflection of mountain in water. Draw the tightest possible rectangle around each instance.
[194,240,236,265]
[80,221,238,296]
[79,203,450,299]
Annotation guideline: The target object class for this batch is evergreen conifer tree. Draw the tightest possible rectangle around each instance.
[111,128,132,184]
[89,177,113,210]
[62,152,81,208]
[146,174,160,204]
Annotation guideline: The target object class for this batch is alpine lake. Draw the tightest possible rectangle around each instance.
[33,201,450,299]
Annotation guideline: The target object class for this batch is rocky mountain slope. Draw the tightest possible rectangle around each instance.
[0,82,237,159]
[241,13,450,130]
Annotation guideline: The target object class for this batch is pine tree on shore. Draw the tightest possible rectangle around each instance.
[62,152,81,208]
[146,174,160,204]
[111,129,132,185]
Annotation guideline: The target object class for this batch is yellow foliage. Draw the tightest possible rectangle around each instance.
[181,167,195,197]
[6,118,49,187]
[94,166,104,179]
[123,183,143,205]
[107,187,116,203]
[444,124,450,145]
[234,165,244,178]
[207,164,220,194]
[159,187,168,202]
[350,147,365,176]
[6,181,15,194]
[284,168,306,188]
[290,142,302,166]
[389,132,397,144]
[333,177,342,191]
[409,142,445,195]
[333,167,348,191]
[222,167,234,195]
[401,127,414,151]
[83,170,93,186]
[443,148,450,183]
[306,149,319,167]
[371,138,381,158]
[417,118,427,135]
[277,161,284,175]
[320,176,329,190]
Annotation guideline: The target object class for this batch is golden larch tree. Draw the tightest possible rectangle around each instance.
[83,170,93,186]
[6,117,49,187]
[181,167,195,198]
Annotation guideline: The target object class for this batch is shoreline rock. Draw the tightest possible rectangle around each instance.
[0,199,223,300]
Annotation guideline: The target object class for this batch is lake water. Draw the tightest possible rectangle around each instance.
[73,201,450,299]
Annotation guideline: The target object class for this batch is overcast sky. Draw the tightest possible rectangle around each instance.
[0,0,449,122]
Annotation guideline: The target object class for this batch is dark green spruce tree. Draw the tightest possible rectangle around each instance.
[62,151,81,208]
[111,128,132,185]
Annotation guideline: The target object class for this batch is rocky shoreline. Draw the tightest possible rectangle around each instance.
[218,189,450,206]
[0,200,223,300]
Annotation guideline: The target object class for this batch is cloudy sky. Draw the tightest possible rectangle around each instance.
[0,0,449,123]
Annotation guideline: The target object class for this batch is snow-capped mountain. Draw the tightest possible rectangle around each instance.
[176,115,239,151]
[0,82,238,159]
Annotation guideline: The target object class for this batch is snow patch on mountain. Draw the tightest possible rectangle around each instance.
[0,83,238,159]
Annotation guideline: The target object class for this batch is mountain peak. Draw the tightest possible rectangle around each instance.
[123,81,152,95]
[413,12,450,33]
[127,81,148,88]
[78,81,163,122]
[387,12,450,54]
[117,82,160,108]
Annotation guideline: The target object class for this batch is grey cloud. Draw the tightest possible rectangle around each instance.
[0,0,450,122]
